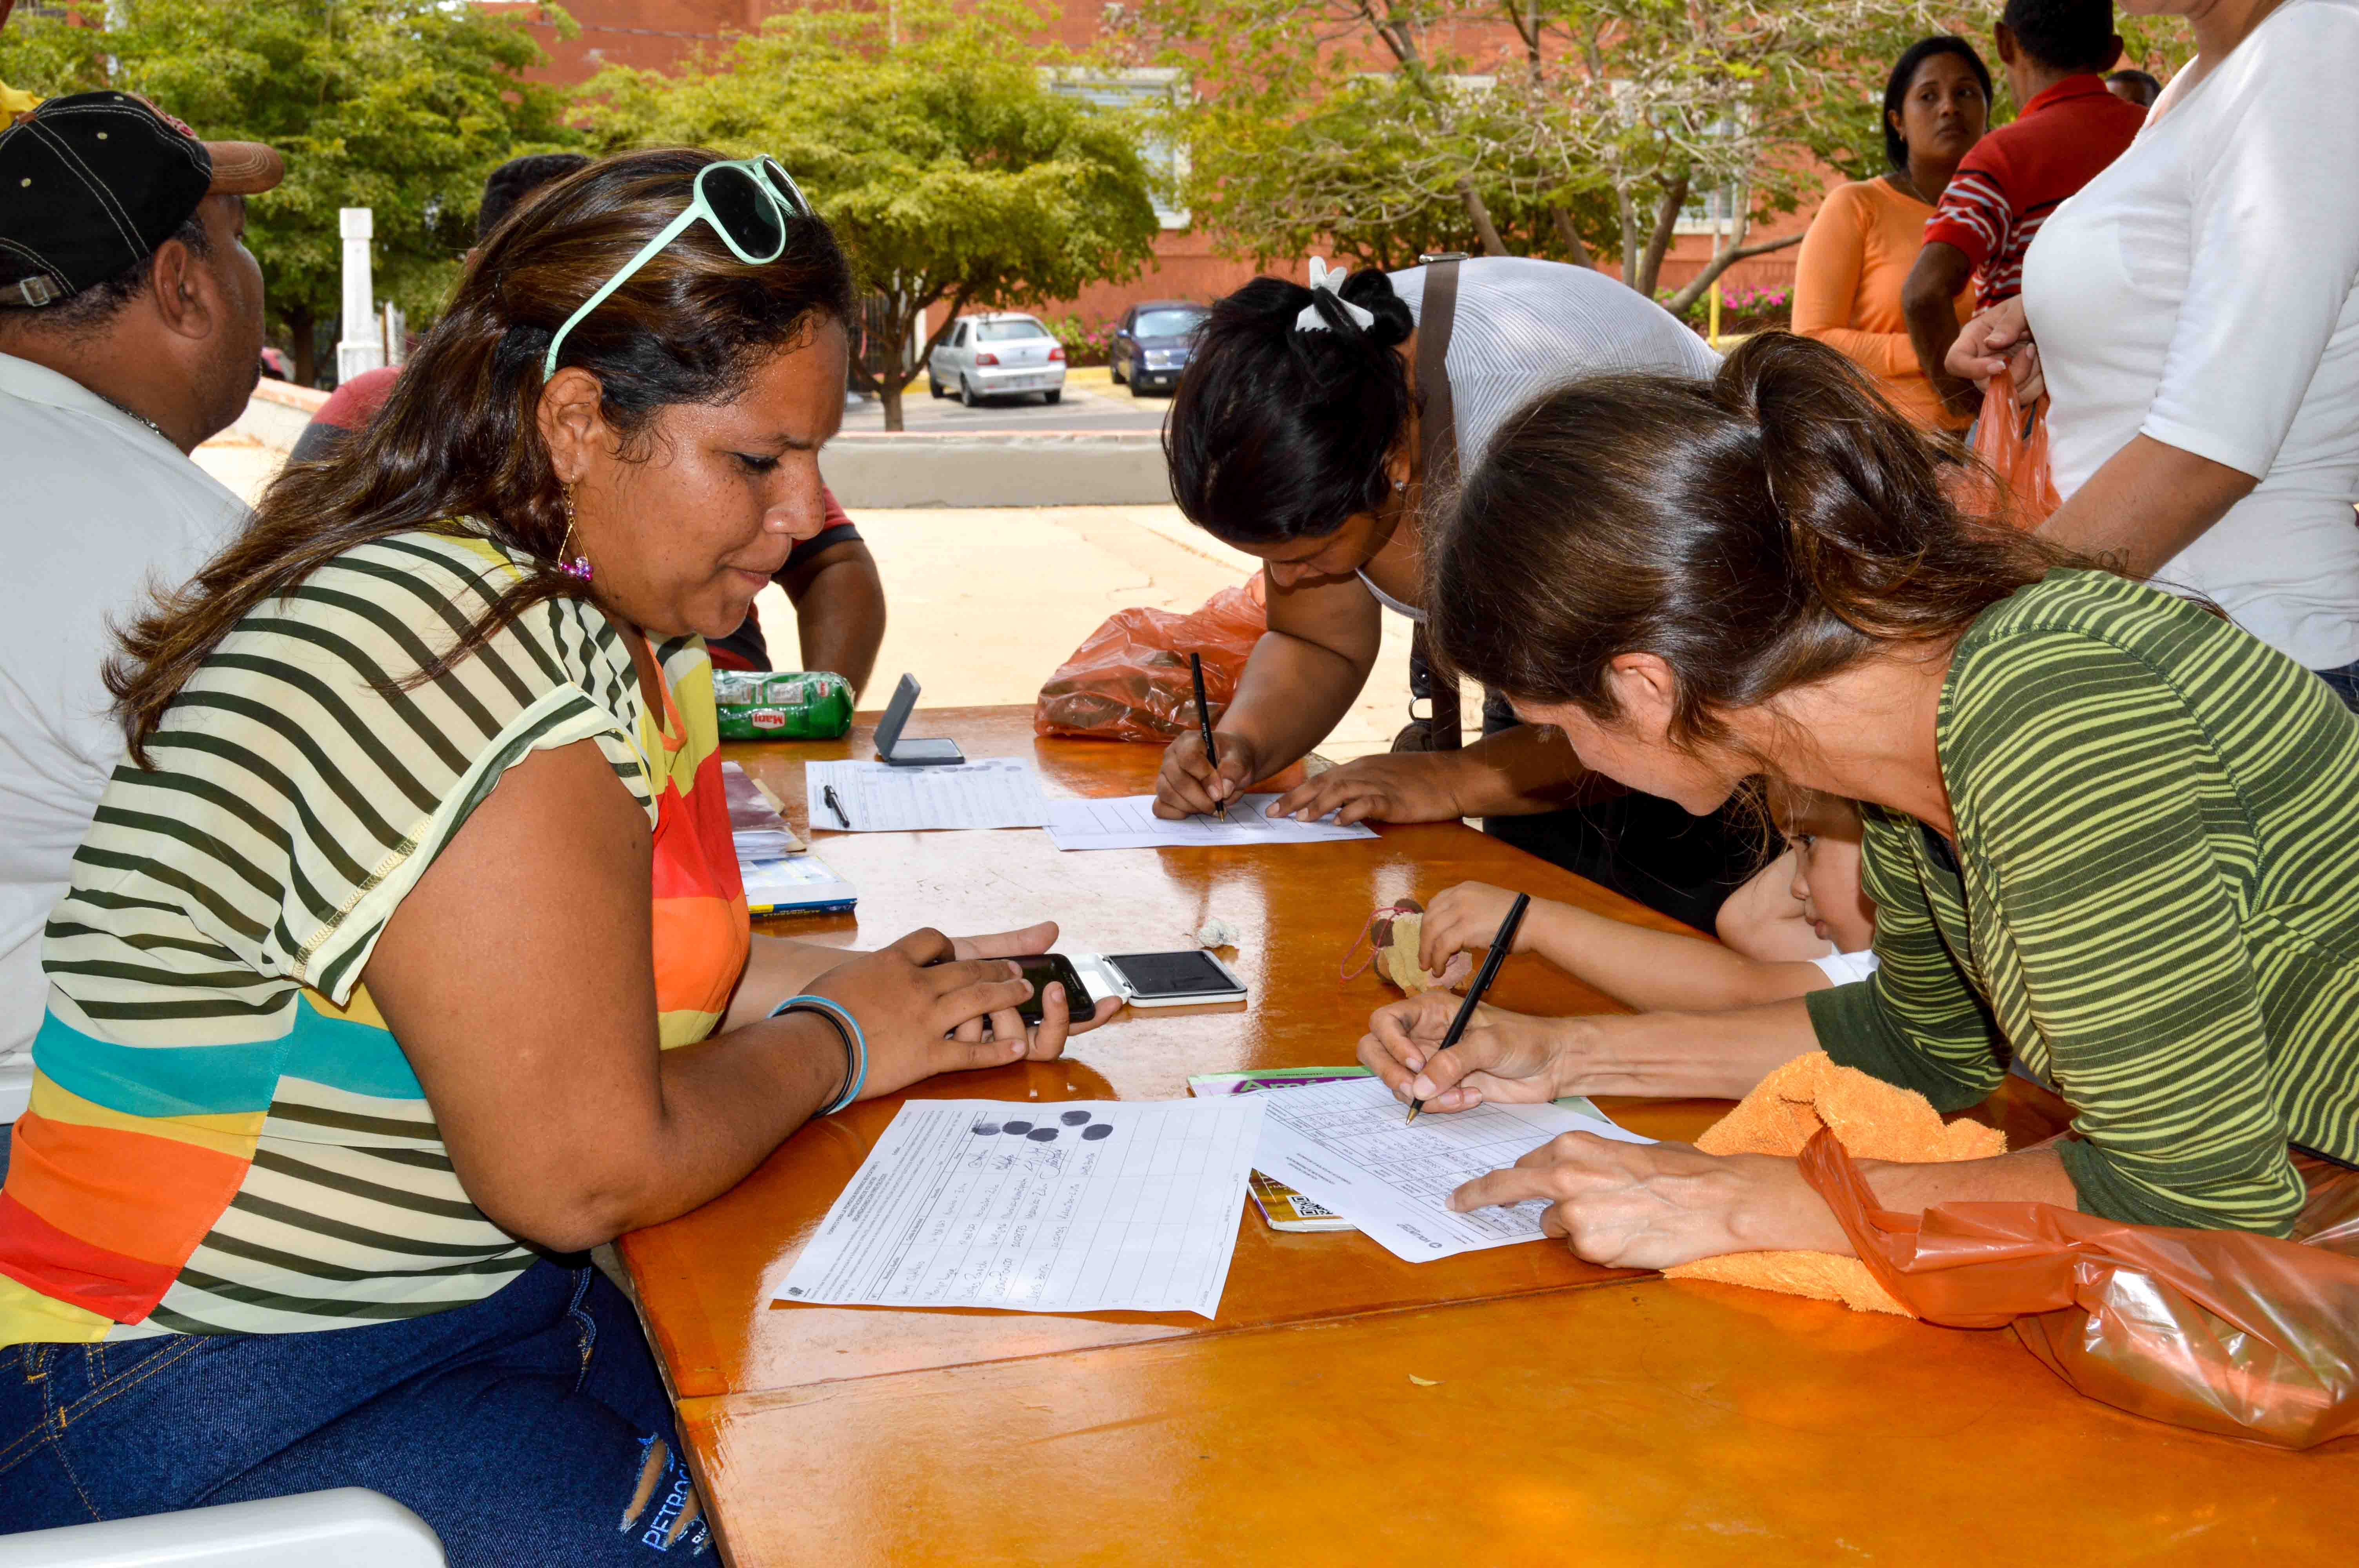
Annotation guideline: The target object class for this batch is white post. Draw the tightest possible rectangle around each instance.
[381,301,407,368]
[336,208,384,384]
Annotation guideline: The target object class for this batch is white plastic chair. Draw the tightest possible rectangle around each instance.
[0,1488,443,1566]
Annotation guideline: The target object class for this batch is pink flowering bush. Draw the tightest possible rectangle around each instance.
[1044,313,1120,367]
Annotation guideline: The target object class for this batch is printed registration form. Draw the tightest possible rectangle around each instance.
[1250,1075,1653,1262]
[775,1097,1264,1318]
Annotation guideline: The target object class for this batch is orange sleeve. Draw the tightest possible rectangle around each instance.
[1792,185,1915,380]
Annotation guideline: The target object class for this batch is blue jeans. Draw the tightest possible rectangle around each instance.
[0,1256,709,1562]
[2317,660,2359,712]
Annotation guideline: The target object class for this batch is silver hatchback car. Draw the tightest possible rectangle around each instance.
[927,312,1067,406]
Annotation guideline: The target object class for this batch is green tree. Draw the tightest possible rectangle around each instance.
[580,0,1161,431]
[0,0,575,385]
[1140,0,1598,274]
[1144,0,1971,311]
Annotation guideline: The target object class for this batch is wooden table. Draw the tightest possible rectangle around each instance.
[623,708,2358,1563]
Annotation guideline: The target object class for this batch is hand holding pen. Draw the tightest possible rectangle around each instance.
[1406,893,1530,1123]
[1189,652,1226,823]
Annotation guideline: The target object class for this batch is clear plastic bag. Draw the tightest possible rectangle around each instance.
[1969,365,2062,530]
[1800,1129,2359,1448]
[1033,574,1266,744]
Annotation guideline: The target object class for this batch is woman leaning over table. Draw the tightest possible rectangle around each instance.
[1948,0,2359,701]
[1152,257,1748,930]
[1359,333,2359,1266]
[1792,34,1988,434]
[0,148,1113,1557]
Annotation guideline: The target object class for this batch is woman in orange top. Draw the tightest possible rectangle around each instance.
[1794,36,1990,432]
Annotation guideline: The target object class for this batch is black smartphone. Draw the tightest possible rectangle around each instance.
[1014,954,1094,1024]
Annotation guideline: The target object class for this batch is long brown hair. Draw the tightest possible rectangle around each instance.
[1427,332,2090,748]
[107,147,856,765]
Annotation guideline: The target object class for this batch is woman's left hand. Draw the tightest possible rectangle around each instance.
[945,920,1121,1051]
[1267,751,1468,825]
[1448,1134,1841,1269]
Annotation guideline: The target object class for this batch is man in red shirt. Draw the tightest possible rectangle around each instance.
[1901,0,2145,420]
[295,153,887,693]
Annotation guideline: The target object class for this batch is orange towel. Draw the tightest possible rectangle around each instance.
[1662,1052,2006,1315]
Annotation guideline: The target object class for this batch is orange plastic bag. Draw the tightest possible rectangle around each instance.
[1970,364,2061,530]
[1034,573,1266,743]
[1800,1129,2359,1448]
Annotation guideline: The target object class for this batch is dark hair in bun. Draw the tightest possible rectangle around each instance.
[1164,267,1418,545]
[1427,332,2091,749]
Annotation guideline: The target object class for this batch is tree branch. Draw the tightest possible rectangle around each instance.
[1455,175,1509,257]
[1547,205,1594,269]
[1662,230,1804,316]
[1636,170,1689,298]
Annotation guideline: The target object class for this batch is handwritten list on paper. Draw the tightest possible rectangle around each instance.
[1044,794,1377,851]
[1250,1075,1653,1263]
[774,1098,1264,1319]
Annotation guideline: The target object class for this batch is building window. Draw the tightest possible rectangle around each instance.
[1042,67,1190,230]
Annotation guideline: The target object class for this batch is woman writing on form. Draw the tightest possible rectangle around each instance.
[1363,334,2359,1264]
[1155,256,1747,929]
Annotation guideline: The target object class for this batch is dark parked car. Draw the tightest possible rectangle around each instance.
[1109,301,1209,397]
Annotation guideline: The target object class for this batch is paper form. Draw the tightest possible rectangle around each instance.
[1249,1075,1654,1263]
[1045,793,1378,851]
[805,758,1050,832]
[774,1097,1265,1318]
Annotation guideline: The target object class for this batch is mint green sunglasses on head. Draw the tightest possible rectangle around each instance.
[542,154,815,380]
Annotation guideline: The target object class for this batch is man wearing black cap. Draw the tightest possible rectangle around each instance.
[0,91,285,1117]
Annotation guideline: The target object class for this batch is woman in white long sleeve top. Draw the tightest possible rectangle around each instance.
[1951,0,2359,695]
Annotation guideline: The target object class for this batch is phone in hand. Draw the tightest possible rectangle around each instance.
[1014,954,1095,1025]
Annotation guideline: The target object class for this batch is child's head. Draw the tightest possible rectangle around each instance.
[1776,790,1877,953]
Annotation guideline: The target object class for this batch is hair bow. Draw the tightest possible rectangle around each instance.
[1296,256,1377,334]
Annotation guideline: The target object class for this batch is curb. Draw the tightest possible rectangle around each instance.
[225,384,1177,508]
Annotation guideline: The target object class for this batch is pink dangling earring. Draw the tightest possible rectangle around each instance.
[558,481,592,583]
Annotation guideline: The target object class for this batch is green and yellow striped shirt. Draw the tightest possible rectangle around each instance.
[1807,569,2359,1234]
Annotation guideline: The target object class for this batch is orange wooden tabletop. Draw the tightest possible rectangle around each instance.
[619,708,1725,1400]
[674,1278,2359,1566]
[626,708,2355,1564]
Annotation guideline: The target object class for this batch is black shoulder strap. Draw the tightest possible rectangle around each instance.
[1416,258,1463,497]
[1407,257,1463,753]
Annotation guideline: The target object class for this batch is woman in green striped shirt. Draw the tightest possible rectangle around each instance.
[1358,333,2359,1265]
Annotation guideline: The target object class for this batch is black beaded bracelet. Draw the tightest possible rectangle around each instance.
[769,996,865,1114]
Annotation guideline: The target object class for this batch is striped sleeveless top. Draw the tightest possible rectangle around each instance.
[1807,570,2359,1234]
[0,528,750,1345]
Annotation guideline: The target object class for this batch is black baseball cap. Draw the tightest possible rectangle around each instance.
[0,90,284,309]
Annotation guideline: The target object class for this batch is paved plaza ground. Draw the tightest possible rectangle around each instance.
[192,429,1448,765]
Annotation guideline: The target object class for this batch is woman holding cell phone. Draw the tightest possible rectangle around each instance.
[0,149,1114,1556]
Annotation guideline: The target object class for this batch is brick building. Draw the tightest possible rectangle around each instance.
[500,0,1806,332]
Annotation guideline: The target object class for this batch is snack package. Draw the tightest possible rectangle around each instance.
[713,670,853,741]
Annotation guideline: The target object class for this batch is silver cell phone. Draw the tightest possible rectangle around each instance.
[874,674,963,767]
[1068,950,1247,1009]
